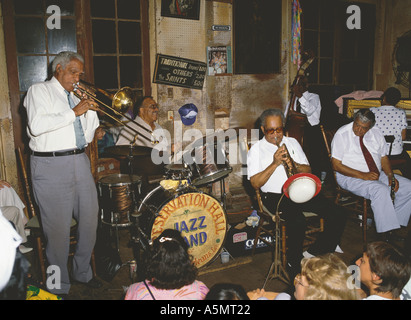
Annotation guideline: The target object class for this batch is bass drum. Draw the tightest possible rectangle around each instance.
[139,186,227,268]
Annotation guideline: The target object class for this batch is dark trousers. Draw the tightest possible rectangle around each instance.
[261,191,346,273]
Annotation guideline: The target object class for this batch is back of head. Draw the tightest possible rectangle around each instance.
[205,283,249,300]
[382,87,401,106]
[301,254,358,300]
[145,229,198,290]
[366,241,411,299]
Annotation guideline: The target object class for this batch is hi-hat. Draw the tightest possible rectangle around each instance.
[283,173,322,204]
[105,145,152,157]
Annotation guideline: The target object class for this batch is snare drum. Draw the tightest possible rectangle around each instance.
[188,142,232,186]
[98,174,142,227]
[139,186,227,268]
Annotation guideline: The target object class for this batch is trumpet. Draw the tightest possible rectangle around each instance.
[276,139,298,178]
[73,81,159,145]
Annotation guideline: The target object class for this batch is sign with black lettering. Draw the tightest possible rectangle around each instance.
[153,54,207,90]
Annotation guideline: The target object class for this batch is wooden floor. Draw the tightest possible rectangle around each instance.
[23,181,410,300]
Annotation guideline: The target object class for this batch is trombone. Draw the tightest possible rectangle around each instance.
[73,81,158,145]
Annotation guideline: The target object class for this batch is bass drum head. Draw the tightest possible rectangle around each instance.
[150,192,227,269]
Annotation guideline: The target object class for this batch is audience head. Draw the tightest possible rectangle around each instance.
[295,253,358,300]
[356,241,411,299]
[145,229,197,290]
[205,283,249,300]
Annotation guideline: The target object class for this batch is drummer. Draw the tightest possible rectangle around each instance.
[116,96,167,147]
[116,96,170,193]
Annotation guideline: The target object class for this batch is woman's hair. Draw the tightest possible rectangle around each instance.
[145,229,198,290]
[301,254,358,300]
[366,241,411,299]
[51,51,84,73]
[381,87,401,106]
[205,283,249,300]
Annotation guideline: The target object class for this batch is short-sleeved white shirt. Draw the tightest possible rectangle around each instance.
[331,122,387,172]
[247,136,309,194]
[370,105,407,155]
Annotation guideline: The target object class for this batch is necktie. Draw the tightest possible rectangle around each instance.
[65,90,87,149]
[359,136,379,174]
[296,100,301,113]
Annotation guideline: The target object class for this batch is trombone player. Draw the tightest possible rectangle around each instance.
[24,51,102,296]
[247,109,346,281]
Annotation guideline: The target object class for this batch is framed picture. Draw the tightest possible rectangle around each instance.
[161,0,201,20]
[207,46,232,75]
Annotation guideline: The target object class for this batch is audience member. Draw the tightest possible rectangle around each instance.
[205,283,249,300]
[356,241,411,300]
[0,179,31,253]
[125,229,209,300]
[249,254,359,300]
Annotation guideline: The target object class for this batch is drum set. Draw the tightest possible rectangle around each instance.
[97,137,233,272]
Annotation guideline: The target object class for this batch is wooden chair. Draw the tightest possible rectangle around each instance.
[320,125,372,250]
[16,147,96,285]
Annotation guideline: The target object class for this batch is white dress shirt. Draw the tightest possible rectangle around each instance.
[116,115,167,148]
[23,77,99,152]
[284,91,322,126]
[370,105,408,155]
[247,136,309,194]
[331,122,388,173]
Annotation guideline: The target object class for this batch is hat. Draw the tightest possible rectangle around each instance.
[178,103,198,126]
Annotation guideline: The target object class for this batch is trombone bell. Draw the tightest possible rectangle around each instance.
[113,87,135,113]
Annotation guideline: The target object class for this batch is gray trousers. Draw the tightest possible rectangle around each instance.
[30,153,98,294]
[336,171,411,233]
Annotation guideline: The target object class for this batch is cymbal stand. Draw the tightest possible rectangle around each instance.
[220,177,227,211]
[263,194,290,289]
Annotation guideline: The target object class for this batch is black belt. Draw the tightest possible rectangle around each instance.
[30,149,85,157]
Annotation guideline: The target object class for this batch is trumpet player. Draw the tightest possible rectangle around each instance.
[247,109,346,281]
[24,51,102,296]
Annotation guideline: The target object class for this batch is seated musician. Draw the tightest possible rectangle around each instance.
[331,109,411,238]
[116,96,166,147]
[247,108,346,280]
[284,76,324,178]
[370,87,411,179]
[116,96,170,192]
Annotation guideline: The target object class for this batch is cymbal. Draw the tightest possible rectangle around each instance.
[105,145,152,157]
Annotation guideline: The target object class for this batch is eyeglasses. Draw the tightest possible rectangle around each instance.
[146,104,159,110]
[294,273,308,287]
[264,127,284,135]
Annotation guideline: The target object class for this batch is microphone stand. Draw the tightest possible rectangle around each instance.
[263,193,290,288]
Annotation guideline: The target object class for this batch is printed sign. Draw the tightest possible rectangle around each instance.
[151,193,227,268]
[153,54,207,90]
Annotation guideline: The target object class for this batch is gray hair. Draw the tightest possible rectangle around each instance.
[259,108,285,127]
[51,51,84,74]
[353,108,376,128]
